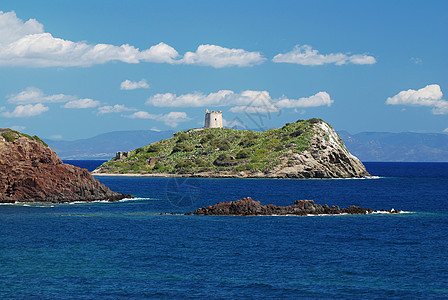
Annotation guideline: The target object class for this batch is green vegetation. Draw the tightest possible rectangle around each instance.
[1,129,48,147]
[97,119,325,175]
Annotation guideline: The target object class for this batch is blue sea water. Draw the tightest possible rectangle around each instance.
[1,162,447,299]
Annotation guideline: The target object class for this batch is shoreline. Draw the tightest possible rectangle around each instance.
[91,172,378,179]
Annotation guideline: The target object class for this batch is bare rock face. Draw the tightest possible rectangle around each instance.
[190,197,399,216]
[268,122,370,178]
[0,130,129,203]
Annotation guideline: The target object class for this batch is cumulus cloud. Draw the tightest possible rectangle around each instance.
[444,128,448,133]
[63,98,100,109]
[386,84,448,114]
[273,45,376,66]
[140,42,180,64]
[6,87,101,113]
[128,111,191,127]
[146,89,333,113]
[98,104,135,114]
[157,112,191,127]
[120,79,150,90]
[276,92,333,108]
[180,44,265,68]
[7,87,74,104]
[0,11,264,68]
[147,90,234,107]
[2,103,49,117]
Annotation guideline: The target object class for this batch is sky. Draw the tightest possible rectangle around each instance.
[0,0,447,140]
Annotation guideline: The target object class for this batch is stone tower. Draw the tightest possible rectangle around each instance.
[204,109,223,128]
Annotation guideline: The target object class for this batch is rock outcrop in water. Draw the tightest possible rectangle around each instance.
[0,129,129,203]
[189,197,399,216]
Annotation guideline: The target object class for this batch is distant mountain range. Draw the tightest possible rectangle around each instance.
[46,130,175,160]
[45,129,448,162]
[338,131,448,162]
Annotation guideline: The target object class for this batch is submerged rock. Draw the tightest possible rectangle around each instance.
[189,197,399,216]
[0,129,130,203]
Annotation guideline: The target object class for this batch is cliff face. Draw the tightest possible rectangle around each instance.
[0,129,128,203]
[94,119,370,179]
[267,122,369,178]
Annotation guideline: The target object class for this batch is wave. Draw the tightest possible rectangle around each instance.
[0,202,55,207]
[327,175,382,180]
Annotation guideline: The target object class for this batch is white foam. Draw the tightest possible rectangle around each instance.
[119,197,149,202]
[370,210,412,215]
[0,202,55,207]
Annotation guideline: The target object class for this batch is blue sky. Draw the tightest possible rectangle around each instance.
[0,0,447,140]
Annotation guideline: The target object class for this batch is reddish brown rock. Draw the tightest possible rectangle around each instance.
[191,197,398,216]
[0,130,129,203]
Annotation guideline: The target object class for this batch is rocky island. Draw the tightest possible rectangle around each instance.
[93,118,370,178]
[189,197,400,216]
[0,129,129,203]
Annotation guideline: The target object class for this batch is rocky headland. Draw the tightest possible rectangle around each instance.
[94,119,370,179]
[0,129,129,203]
[189,197,400,216]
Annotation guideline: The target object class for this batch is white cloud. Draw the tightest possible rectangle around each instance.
[147,90,234,107]
[157,112,191,127]
[386,84,448,114]
[411,57,423,65]
[146,89,333,113]
[128,111,157,119]
[63,98,100,109]
[98,104,135,114]
[180,44,265,68]
[0,11,264,68]
[120,79,150,90]
[229,105,279,113]
[272,45,376,66]
[128,111,191,127]
[7,87,74,104]
[276,92,333,108]
[6,87,101,112]
[2,103,48,117]
[444,128,448,133]
[140,42,180,64]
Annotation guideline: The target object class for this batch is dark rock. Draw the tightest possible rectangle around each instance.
[189,197,395,216]
[0,132,129,203]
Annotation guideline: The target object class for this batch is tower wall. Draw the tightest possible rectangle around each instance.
[204,109,223,128]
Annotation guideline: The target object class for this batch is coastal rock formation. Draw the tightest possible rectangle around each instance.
[190,197,399,216]
[267,122,369,178]
[0,129,129,203]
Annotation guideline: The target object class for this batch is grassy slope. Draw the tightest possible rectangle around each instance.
[97,118,325,174]
[0,128,48,146]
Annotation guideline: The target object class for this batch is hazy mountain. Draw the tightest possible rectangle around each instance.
[46,130,174,160]
[46,129,448,162]
[339,131,448,162]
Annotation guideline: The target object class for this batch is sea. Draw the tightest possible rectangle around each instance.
[1,161,447,299]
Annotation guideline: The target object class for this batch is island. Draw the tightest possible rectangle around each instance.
[0,129,129,203]
[93,118,370,178]
[188,197,400,216]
